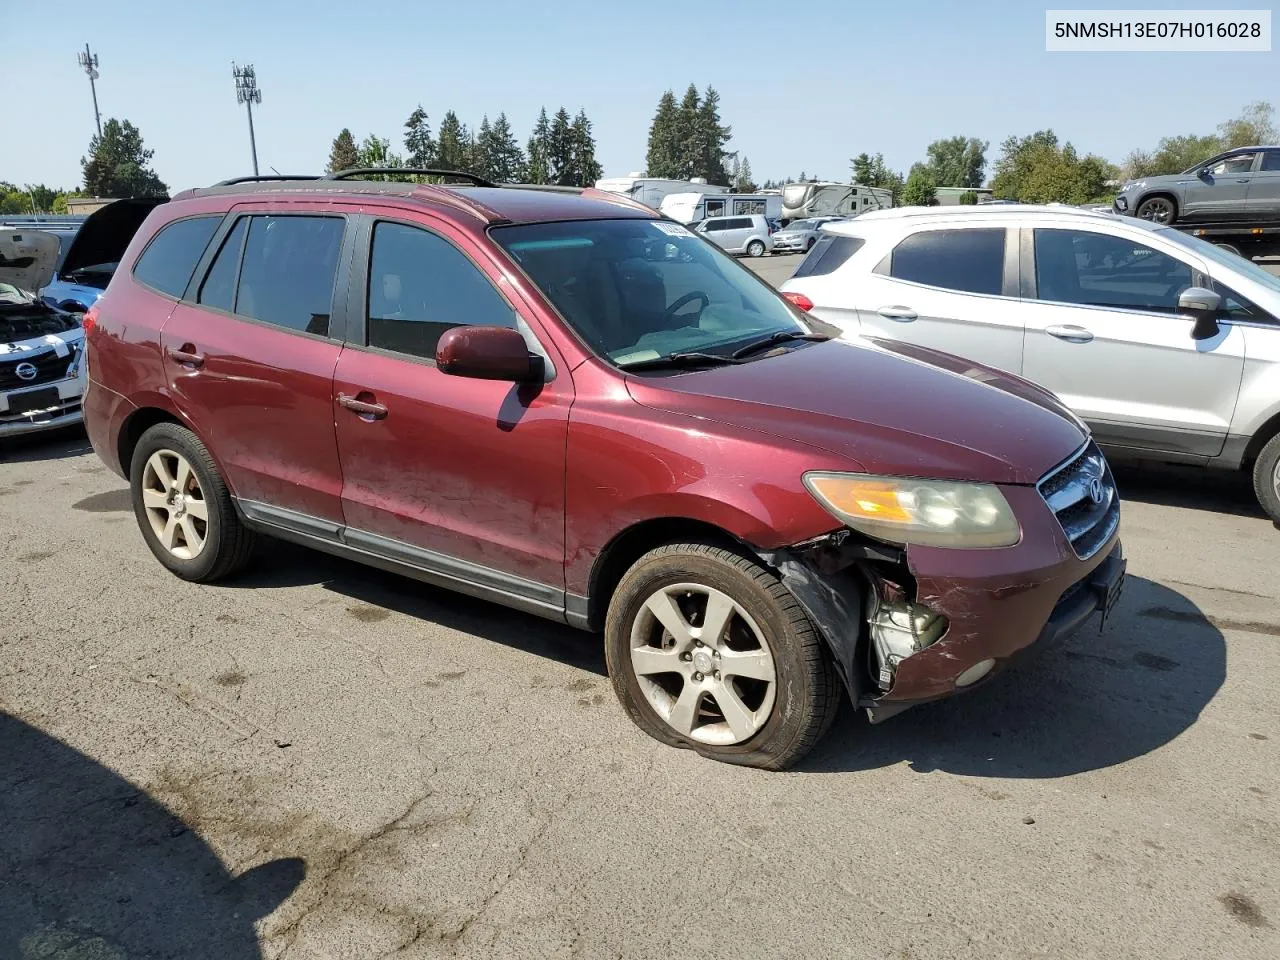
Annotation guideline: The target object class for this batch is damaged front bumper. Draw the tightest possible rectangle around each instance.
[756,511,1125,723]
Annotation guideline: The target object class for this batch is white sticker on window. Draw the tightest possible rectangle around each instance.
[653,222,692,237]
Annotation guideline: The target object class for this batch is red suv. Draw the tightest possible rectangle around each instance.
[82,170,1125,769]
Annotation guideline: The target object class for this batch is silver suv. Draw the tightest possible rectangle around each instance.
[691,214,774,257]
[779,205,1280,522]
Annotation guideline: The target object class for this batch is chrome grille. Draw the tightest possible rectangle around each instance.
[0,345,78,389]
[1038,440,1120,560]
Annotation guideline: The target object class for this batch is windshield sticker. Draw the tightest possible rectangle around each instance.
[653,222,693,238]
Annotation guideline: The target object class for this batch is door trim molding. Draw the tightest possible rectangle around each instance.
[235,499,570,625]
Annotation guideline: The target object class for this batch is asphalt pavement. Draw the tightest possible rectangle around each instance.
[1,259,1278,959]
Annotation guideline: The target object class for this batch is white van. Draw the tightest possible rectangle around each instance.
[659,192,783,225]
[593,175,728,212]
[781,182,893,222]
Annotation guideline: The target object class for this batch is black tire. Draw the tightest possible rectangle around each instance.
[604,542,841,770]
[1251,433,1280,525]
[746,240,766,258]
[1135,195,1177,224]
[804,237,815,252]
[129,422,256,582]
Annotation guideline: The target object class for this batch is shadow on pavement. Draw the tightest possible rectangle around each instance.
[801,575,1226,777]
[0,713,304,959]
[0,426,92,463]
[1112,460,1265,521]
[228,538,608,677]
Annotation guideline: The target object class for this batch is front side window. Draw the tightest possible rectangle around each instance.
[1033,228,1192,313]
[1209,153,1256,175]
[367,221,517,359]
[132,216,220,298]
[889,228,1006,296]
[234,216,344,336]
[493,218,806,367]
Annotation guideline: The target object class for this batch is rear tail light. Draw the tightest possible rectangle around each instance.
[783,292,814,312]
[81,306,99,334]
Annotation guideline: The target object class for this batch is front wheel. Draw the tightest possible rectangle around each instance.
[604,543,841,770]
[1252,433,1280,525]
[746,240,766,258]
[1135,196,1177,224]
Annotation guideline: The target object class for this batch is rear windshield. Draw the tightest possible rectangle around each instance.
[792,234,865,278]
[491,218,804,365]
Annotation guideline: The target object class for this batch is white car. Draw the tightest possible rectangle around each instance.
[0,227,88,438]
[779,204,1280,521]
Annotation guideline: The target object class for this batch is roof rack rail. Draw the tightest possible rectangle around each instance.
[323,167,496,186]
[212,174,323,186]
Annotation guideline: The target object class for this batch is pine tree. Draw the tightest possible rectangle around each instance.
[81,118,168,197]
[735,156,757,192]
[436,111,468,171]
[549,107,575,186]
[646,90,680,178]
[403,107,436,169]
[675,84,702,180]
[526,108,552,185]
[695,86,733,184]
[570,110,603,187]
[473,116,496,180]
[488,113,526,182]
[327,128,359,174]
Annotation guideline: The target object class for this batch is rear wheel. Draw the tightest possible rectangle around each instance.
[1252,433,1280,524]
[130,422,256,582]
[746,240,766,258]
[604,543,841,770]
[1135,195,1177,224]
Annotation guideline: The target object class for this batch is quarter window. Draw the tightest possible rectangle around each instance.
[889,228,1006,295]
[366,221,517,360]
[197,217,247,312]
[1033,229,1193,313]
[132,216,220,298]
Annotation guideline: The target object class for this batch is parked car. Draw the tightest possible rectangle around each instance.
[771,216,845,254]
[83,172,1124,770]
[779,204,1280,522]
[0,227,88,437]
[691,213,775,257]
[1112,145,1280,224]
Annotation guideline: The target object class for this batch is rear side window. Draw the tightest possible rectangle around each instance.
[1262,150,1280,172]
[793,234,866,278]
[889,228,1006,295]
[234,216,345,336]
[132,216,220,298]
[366,221,517,359]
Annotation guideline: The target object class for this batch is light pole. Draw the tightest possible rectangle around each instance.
[232,62,262,176]
[78,44,101,137]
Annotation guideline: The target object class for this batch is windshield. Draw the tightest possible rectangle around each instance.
[1158,227,1280,296]
[786,220,817,232]
[492,218,807,367]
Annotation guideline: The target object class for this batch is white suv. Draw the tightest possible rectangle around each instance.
[779,205,1280,522]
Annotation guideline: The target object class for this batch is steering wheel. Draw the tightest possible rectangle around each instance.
[662,291,710,325]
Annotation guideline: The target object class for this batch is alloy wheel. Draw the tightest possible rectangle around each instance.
[629,583,777,745]
[1138,198,1174,223]
[140,449,209,560]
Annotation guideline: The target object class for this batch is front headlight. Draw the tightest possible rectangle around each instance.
[803,472,1021,548]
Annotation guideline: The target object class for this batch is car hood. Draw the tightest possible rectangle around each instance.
[0,228,59,293]
[625,337,1086,485]
[58,197,167,278]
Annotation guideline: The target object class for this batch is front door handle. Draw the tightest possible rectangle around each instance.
[165,344,205,367]
[877,306,918,322]
[1046,324,1095,343]
[1235,178,1250,183]
[338,393,388,420]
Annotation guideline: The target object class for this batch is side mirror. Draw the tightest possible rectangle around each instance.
[1178,286,1222,340]
[436,325,542,382]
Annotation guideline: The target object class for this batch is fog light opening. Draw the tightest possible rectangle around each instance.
[868,595,948,691]
[954,658,995,688]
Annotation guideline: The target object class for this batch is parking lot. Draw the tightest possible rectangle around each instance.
[2,256,1278,959]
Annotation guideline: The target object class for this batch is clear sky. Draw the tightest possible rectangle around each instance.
[3,0,1276,193]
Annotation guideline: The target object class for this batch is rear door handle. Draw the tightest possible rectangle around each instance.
[876,306,918,322]
[1235,178,1251,182]
[338,393,388,420]
[1046,324,1095,343]
[165,345,205,367]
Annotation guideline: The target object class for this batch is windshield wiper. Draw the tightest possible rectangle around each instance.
[616,351,745,372]
[730,330,830,360]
